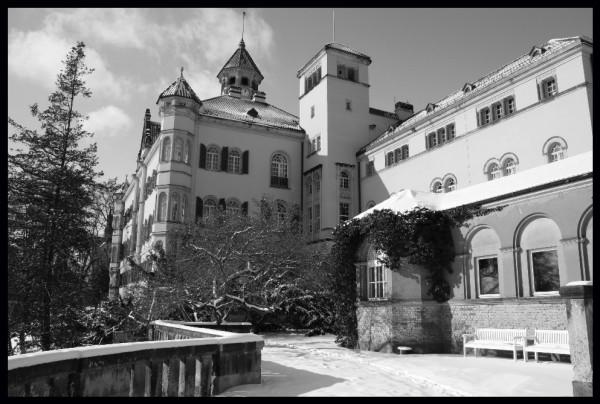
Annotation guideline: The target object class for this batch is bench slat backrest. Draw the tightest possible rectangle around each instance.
[475,328,527,342]
[534,329,569,345]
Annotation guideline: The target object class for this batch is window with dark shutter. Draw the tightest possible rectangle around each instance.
[241,201,248,216]
[199,144,206,168]
[221,147,228,171]
[195,197,203,222]
[242,150,249,174]
[218,198,226,211]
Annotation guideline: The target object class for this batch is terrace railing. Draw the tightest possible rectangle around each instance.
[7,320,263,397]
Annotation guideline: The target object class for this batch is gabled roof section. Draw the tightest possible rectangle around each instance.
[218,39,264,80]
[157,69,202,105]
[199,95,303,132]
[363,36,586,152]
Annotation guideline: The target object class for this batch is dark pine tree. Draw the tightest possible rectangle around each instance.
[8,42,103,351]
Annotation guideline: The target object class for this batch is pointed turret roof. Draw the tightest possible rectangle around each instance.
[156,67,202,105]
[218,39,264,80]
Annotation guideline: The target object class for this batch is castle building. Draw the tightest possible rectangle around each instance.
[110,34,593,353]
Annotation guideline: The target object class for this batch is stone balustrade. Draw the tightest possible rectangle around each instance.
[7,320,264,397]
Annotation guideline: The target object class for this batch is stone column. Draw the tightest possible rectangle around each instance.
[559,281,593,397]
[498,246,519,298]
[558,237,584,284]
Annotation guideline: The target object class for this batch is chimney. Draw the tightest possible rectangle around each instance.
[252,91,267,103]
[394,101,414,121]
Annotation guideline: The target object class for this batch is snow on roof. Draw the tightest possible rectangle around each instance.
[354,151,592,220]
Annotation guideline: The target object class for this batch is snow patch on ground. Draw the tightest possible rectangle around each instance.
[219,333,574,396]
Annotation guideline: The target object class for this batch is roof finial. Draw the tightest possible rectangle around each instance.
[180,66,184,78]
[241,11,246,45]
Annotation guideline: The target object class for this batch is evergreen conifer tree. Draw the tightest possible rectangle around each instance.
[8,42,102,350]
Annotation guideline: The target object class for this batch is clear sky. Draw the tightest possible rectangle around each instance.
[8,8,593,181]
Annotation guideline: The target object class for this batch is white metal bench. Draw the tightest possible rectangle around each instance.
[524,329,570,362]
[463,328,527,361]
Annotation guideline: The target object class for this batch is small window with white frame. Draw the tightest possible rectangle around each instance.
[540,76,558,99]
[504,96,516,115]
[367,248,387,300]
[529,248,560,295]
[476,256,500,297]
[487,162,501,180]
[479,107,491,126]
[340,171,349,189]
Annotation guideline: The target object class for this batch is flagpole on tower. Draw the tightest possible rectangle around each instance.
[332,9,335,43]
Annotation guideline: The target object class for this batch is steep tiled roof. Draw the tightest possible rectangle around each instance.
[218,39,264,80]
[364,37,585,152]
[200,95,303,132]
[157,73,202,105]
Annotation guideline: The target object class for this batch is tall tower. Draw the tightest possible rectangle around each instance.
[298,43,386,241]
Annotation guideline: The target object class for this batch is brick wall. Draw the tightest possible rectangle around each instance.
[357,297,567,354]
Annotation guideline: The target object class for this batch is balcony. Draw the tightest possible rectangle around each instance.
[7,320,263,397]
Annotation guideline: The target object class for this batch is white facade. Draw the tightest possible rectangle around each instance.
[111,35,593,301]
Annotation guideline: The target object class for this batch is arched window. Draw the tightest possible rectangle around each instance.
[503,158,517,176]
[549,143,564,162]
[173,138,183,161]
[271,153,288,188]
[444,177,456,193]
[181,195,188,222]
[432,181,442,193]
[204,198,217,218]
[207,146,220,171]
[340,171,349,189]
[183,140,191,164]
[366,201,376,210]
[170,192,180,221]
[488,163,501,180]
[228,149,241,173]
[157,192,167,222]
[161,137,171,162]
[226,199,240,216]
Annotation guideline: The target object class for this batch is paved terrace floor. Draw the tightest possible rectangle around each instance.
[219,333,573,397]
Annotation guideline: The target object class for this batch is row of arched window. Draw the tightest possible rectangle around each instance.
[196,196,248,219]
[161,136,191,163]
[431,174,457,193]
[484,137,567,181]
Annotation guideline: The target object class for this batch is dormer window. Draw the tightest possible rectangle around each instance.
[426,103,437,113]
[247,108,259,118]
[462,83,476,93]
[241,77,249,86]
